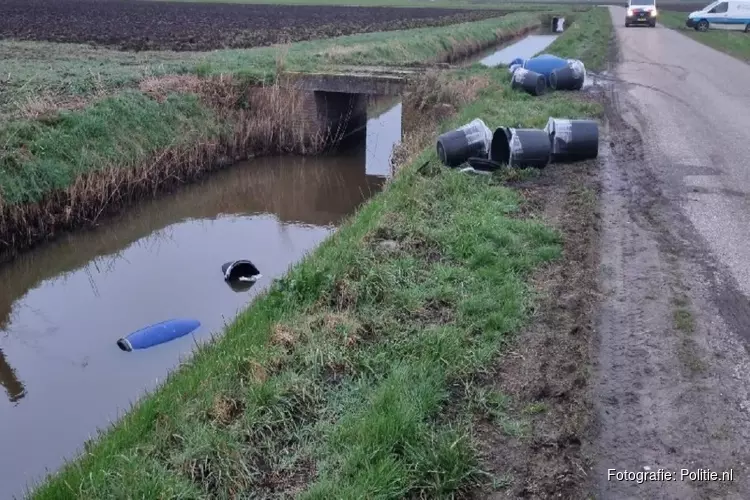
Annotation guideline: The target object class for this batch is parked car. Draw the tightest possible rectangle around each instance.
[686,1,750,32]
[625,0,658,27]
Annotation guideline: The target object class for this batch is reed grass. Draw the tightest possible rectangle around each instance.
[0,77,332,261]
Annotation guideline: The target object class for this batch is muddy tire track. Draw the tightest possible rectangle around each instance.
[589,14,750,499]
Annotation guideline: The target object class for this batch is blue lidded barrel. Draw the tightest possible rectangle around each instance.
[522,54,569,86]
[117,319,201,352]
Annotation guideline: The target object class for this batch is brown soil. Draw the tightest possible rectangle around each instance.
[472,156,601,499]
[0,0,512,52]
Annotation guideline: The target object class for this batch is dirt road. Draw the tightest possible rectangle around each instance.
[592,7,750,499]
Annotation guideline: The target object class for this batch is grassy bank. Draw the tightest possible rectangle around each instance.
[0,12,547,260]
[660,11,750,61]
[31,7,609,499]
[0,12,540,119]
[543,3,612,69]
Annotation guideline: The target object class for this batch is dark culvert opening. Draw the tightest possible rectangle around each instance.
[540,14,570,33]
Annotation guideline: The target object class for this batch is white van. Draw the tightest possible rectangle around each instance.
[686,1,750,32]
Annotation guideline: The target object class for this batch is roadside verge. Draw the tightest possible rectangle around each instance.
[659,10,750,62]
[30,7,612,499]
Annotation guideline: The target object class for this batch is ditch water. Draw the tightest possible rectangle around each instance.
[0,31,559,499]
[477,34,559,67]
[0,97,400,499]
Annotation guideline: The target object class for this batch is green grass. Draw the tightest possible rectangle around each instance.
[1,12,543,206]
[30,8,609,499]
[0,92,224,205]
[0,12,540,120]
[660,11,750,61]
[544,3,613,70]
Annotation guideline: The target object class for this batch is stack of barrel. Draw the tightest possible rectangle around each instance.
[435,116,598,173]
[509,54,586,97]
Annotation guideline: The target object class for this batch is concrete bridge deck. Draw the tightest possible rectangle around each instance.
[280,65,441,95]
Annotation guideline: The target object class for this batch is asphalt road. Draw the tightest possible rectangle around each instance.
[592,7,750,499]
[616,11,750,298]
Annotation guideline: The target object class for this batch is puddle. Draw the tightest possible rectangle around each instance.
[0,97,401,499]
[477,34,560,67]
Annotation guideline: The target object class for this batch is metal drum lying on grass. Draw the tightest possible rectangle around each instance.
[544,118,599,163]
[490,127,551,169]
[511,68,547,96]
[522,54,569,86]
[550,59,586,91]
[436,118,493,167]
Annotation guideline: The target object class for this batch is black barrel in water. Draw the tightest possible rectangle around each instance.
[490,127,551,169]
[510,68,546,96]
[545,117,599,163]
[436,118,493,167]
[550,59,586,91]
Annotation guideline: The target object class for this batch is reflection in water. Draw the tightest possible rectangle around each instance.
[0,98,402,500]
[366,99,402,178]
[225,279,258,294]
[0,347,25,403]
[477,34,559,67]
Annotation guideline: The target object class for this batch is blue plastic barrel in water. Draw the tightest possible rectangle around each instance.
[522,54,569,86]
[117,319,201,352]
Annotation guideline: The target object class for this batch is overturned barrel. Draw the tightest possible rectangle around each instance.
[117,319,201,352]
[522,54,568,86]
[467,157,505,173]
[550,59,586,91]
[222,260,261,282]
[436,118,493,167]
[490,127,551,169]
[544,118,599,163]
[511,68,547,96]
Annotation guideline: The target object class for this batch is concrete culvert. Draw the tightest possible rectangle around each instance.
[222,260,261,283]
[491,127,551,169]
[545,118,599,163]
[511,68,547,96]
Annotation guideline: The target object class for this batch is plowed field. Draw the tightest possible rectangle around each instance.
[0,0,511,51]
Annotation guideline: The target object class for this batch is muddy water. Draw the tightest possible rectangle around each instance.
[477,34,559,67]
[0,98,401,499]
